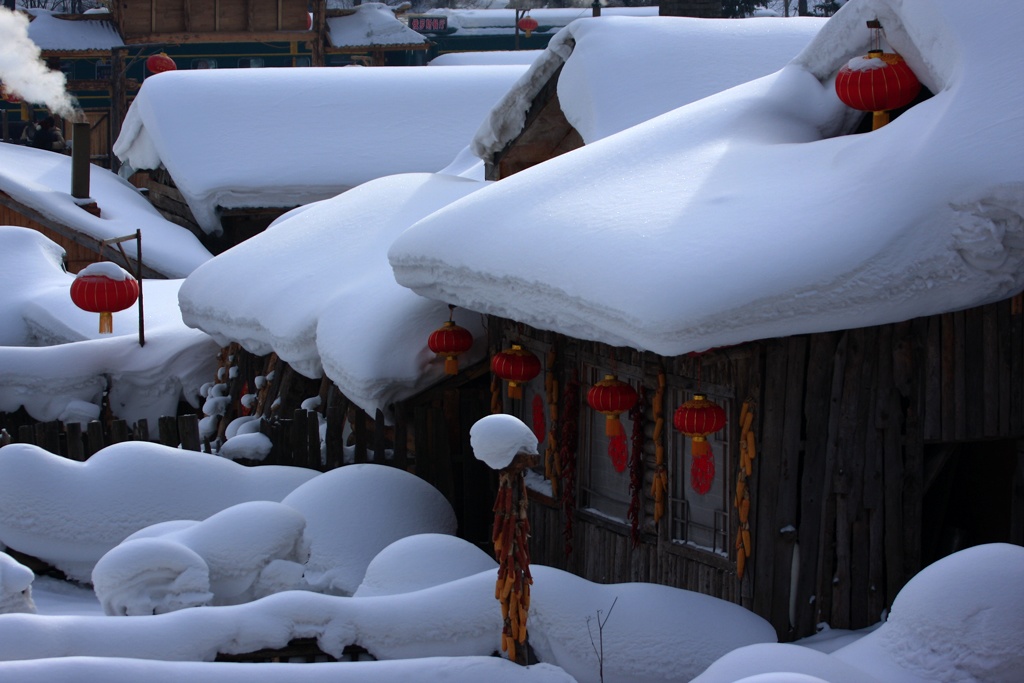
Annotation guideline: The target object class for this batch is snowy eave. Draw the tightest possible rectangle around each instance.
[327,3,428,49]
[26,9,124,52]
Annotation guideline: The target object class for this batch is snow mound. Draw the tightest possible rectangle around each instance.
[833,543,1024,682]
[0,552,36,615]
[91,537,213,616]
[470,414,539,469]
[0,442,318,582]
[282,464,457,595]
[528,565,777,683]
[93,501,307,614]
[691,643,881,683]
[355,533,497,597]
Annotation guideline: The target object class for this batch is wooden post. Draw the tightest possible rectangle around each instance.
[110,419,129,444]
[291,409,309,466]
[306,410,321,470]
[158,415,179,447]
[66,422,85,461]
[85,420,106,456]
[177,414,201,452]
[325,403,346,469]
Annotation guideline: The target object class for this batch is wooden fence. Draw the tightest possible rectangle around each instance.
[0,405,411,474]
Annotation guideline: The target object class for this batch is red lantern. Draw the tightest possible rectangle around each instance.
[587,375,638,437]
[1,85,20,104]
[428,320,473,375]
[835,49,920,130]
[146,53,177,75]
[70,266,140,334]
[674,394,726,495]
[491,344,541,399]
[517,14,538,39]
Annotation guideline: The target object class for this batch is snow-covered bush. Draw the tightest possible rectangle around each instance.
[355,533,497,597]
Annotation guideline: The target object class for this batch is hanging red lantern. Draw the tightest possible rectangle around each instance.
[428,319,473,375]
[1,85,20,104]
[70,264,140,334]
[834,20,920,130]
[146,53,177,75]
[587,375,638,437]
[674,394,726,495]
[517,14,538,39]
[491,344,541,399]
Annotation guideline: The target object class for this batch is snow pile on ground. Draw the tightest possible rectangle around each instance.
[390,0,1024,358]
[693,543,1024,683]
[0,442,318,582]
[354,534,497,598]
[282,464,458,596]
[0,552,35,615]
[178,173,490,419]
[470,414,539,470]
[0,227,219,425]
[0,656,576,683]
[92,501,307,615]
[0,563,774,682]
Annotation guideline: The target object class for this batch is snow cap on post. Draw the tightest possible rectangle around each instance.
[470,414,538,470]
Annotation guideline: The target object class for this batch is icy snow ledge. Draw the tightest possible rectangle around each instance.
[0,443,318,583]
[392,0,1024,357]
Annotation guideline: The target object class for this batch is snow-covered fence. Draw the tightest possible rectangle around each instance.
[5,414,204,460]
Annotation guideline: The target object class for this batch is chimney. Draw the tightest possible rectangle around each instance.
[71,122,100,216]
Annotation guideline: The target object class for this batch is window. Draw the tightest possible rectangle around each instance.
[579,363,638,523]
[294,56,311,67]
[191,58,217,69]
[667,385,731,555]
[95,60,111,80]
[237,57,264,68]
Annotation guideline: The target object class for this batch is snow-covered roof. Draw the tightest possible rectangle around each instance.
[25,9,123,52]
[113,65,527,235]
[389,0,1024,357]
[327,3,427,49]
[472,15,827,159]
[424,7,658,37]
[0,143,212,278]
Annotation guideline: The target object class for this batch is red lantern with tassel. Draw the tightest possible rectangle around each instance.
[517,14,538,38]
[491,344,541,399]
[587,375,638,437]
[428,319,473,375]
[70,264,140,334]
[674,394,726,495]
[146,53,177,75]
[834,20,920,130]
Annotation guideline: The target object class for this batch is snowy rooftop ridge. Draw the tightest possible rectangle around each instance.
[113,65,527,235]
[327,3,427,48]
[390,0,1024,357]
[471,15,827,160]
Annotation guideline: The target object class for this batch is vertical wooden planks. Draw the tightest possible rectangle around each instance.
[752,341,785,622]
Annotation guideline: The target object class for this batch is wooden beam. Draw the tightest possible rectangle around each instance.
[277,0,283,30]
[121,30,313,44]
[183,0,191,32]
[246,0,255,32]
[215,0,220,31]
[151,0,157,35]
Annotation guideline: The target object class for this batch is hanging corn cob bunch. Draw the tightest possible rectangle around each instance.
[734,400,756,579]
[651,371,668,523]
[627,387,647,547]
[544,349,561,498]
[493,466,533,664]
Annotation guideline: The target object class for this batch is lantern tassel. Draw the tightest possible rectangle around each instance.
[690,435,712,459]
[444,356,459,375]
[872,110,890,130]
[605,414,623,437]
[99,311,113,334]
[508,381,523,400]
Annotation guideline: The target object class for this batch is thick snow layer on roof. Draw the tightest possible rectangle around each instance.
[25,9,123,51]
[429,50,542,66]
[113,65,526,235]
[327,3,427,48]
[0,227,218,426]
[472,15,826,161]
[0,144,212,278]
[427,7,656,35]
[179,172,489,418]
[390,0,1024,357]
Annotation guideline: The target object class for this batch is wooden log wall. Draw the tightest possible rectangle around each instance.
[0,201,97,273]
[504,292,1024,640]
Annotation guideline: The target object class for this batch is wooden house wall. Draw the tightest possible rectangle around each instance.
[112,0,309,39]
[494,292,1024,640]
[0,196,97,273]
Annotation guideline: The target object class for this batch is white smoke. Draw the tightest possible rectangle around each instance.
[0,7,79,119]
